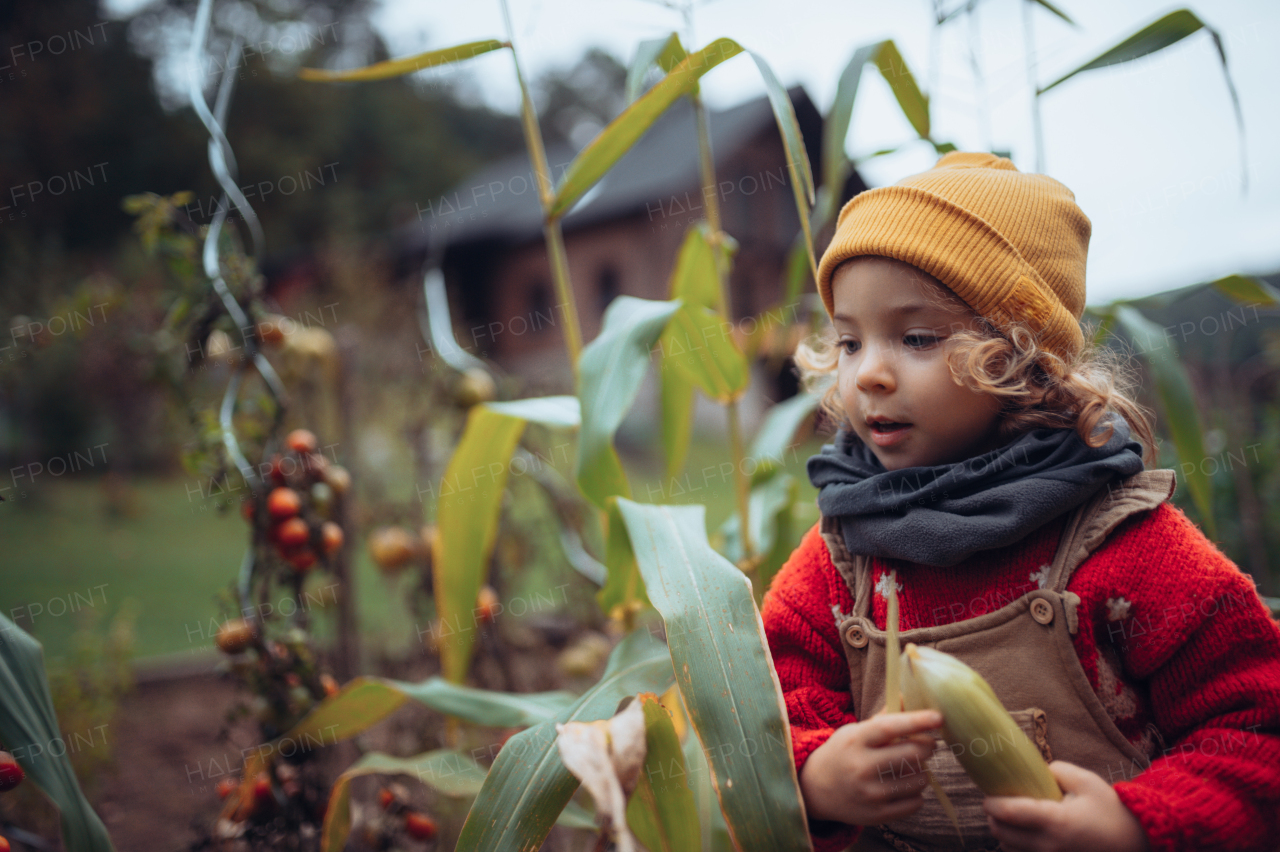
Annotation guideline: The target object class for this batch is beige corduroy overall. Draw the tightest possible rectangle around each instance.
[820,470,1174,852]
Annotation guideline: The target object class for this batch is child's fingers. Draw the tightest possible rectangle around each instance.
[1046,760,1097,796]
[983,794,1056,829]
[877,790,931,822]
[985,814,1041,852]
[875,769,931,802]
[861,710,943,746]
[867,740,936,779]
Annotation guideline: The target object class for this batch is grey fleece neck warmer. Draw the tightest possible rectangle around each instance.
[807,418,1145,566]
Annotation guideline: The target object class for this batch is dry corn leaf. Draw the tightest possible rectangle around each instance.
[555,698,649,852]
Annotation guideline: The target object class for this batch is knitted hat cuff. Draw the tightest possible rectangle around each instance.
[817,184,1085,361]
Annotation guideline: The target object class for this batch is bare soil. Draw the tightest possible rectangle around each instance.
[2,625,598,852]
[94,674,258,852]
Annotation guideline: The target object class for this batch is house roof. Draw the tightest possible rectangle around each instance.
[408,85,827,251]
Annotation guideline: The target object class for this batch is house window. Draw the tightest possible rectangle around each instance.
[528,280,553,331]
[598,266,620,313]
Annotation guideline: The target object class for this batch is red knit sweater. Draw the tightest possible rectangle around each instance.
[762,501,1280,852]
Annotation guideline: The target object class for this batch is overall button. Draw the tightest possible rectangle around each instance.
[1030,598,1055,625]
[844,623,869,648]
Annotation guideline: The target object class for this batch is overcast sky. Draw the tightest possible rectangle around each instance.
[361,0,1280,305]
[106,0,1277,304]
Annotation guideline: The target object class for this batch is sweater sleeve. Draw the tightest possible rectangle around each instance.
[1088,504,1280,852]
[763,522,861,852]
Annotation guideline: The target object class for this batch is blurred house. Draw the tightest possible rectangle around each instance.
[402,86,867,402]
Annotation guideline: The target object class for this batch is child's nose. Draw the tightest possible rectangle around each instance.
[855,343,896,392]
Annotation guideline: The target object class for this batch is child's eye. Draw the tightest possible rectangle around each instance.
[903,334,941,349]
[839,339,860,355]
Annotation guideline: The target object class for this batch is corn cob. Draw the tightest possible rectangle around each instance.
[900,643,1063,801]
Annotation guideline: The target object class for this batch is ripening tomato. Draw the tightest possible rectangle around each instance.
[286,429,318,454]
[276,517,309,548]
[267,487,301,520]
[286,548,317,572]
[404,811,438,841]
[0,751,24,792]
[321,521,343,554]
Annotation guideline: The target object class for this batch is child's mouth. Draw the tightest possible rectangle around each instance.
[868,421,912,447]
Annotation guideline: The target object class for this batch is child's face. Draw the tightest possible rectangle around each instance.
[831,256,1004,470]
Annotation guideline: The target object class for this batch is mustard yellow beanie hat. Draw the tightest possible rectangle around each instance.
[816,151,1091,362]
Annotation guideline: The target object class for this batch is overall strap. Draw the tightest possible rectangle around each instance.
[1044,470,1177,594]
[820,515,873,618]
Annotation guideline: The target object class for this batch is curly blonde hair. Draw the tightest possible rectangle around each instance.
[795,305,1157,465]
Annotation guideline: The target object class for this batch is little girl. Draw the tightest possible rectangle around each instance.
[762,151,1280,852]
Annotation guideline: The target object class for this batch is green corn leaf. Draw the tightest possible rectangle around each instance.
[1031,0,1077,26]
[661,303,749,404]
[1038,10,1246,190]
[317,749,594,852]
[812,40,929,247]
[747,50,817,282]
[435,405,527,682]
[456,628,675,851]
[874,41,930,140]
[267,676,577,755]
[684,725,735,851]
[558,799,600,830]
[598,497,651,622]
[1039,9,1207,92]
[822,43,880,208]
[1210,274,1278,306]
[299,39,507,82]
[626,33,689,104]
[853,145,903,165]
[576,296,682,508]
[627,693,700,852]
[614,499,812,852]
[321,750,487,852]
[0,615,115,851]
[433,397,579,682]
[718,472,802,604]
[661,367,697,482]
[749,392,818,474]
[1112,305,1214,535]
[655,225,747,401]
[746,51,815,208]
[389,678,577,727]
[484,395,582,426]
[669,223,727,312]
[755,477,799,601]
[659,225,734,478]
[782,231,813,305]
[551,38,744,217]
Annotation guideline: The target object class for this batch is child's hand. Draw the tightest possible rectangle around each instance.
[800,709,942,826]
[983,761,1151,852]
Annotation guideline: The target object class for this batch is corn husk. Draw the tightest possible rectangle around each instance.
[900,643,1062,801]
[882,576,961,838]
[884,570,901,714]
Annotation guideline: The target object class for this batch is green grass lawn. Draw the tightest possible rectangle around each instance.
[0,434,827,664]
[0,476,422,665]
[0,478,245,663]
